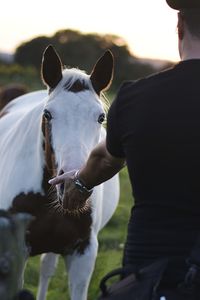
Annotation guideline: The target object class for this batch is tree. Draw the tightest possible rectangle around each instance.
[14,30,156,90]
[15,36,51,68]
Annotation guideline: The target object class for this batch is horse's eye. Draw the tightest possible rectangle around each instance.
[43,109,52,121]
[98,113,105,124]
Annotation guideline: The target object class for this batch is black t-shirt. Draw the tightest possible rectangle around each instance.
[106,60,200,274]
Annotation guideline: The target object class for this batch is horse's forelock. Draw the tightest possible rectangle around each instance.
[61,69,110,113]
[62,68,89,92]
[48,68,109,114]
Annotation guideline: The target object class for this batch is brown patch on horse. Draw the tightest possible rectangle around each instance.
[9,191,92,256]
[64,79,89,93]
[42,115,57,181]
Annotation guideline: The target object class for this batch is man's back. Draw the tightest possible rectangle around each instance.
[107,60,200,275]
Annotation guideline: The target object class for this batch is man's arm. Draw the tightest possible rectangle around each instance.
[78,140,125,189]
[49,140,125,188]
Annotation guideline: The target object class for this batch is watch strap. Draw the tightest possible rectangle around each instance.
[73,171,93,194]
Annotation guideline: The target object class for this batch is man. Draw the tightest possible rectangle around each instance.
[49,0,200,297]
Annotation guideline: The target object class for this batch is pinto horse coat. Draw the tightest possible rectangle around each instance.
[0,46,119,300]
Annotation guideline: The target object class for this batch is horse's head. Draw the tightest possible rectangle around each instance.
[41,45,114,211]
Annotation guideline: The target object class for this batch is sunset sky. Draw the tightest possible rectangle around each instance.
[0,0,179,62]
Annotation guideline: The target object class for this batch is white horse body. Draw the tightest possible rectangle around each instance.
[0,46,119,300]
[0,91,46,209]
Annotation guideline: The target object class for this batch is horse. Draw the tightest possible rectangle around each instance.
[0,83,28,111]
[0,45,119,300]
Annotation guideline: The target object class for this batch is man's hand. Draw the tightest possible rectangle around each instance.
[49,170,92,213]
[48,140,125,213]
[48,170,76,186]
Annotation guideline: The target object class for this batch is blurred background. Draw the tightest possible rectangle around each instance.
[0,1,180,299]
[0,0,179,92]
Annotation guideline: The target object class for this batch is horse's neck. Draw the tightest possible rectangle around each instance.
[0,92,46,209]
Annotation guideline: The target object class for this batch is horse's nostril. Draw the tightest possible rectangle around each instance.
[60,183,64,194]
[58,170,65,197]
[58,169,64,176]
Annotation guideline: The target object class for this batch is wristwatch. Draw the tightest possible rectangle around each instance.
[73,170,93,195]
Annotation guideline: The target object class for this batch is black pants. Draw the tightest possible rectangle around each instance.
[97,259,200,300]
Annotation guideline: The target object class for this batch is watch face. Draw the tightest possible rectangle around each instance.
[74,178,92,194]
[74,179,86,193]
[74,179,82,189]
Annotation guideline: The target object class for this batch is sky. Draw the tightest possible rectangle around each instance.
[0,0,180,62]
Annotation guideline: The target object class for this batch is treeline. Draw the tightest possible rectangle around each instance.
[0,29,172,91]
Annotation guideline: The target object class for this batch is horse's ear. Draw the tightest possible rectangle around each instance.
[90,50,114,95]
[41,45,63,89]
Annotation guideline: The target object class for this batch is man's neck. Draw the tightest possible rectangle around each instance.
[180,36,200,61]
[182,49,200,60]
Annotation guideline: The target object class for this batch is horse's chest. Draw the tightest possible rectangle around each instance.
[9,192,92,256]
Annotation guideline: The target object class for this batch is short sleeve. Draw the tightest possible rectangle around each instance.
[106,85,128,158]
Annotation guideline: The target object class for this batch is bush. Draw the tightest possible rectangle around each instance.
[0,64,42,91]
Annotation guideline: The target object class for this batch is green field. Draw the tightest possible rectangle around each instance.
[24,168,133,300]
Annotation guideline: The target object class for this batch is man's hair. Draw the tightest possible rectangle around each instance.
[179,9,200,38]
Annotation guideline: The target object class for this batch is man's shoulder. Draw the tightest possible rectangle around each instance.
[118,65,176,97]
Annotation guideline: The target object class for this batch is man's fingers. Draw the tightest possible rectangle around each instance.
[48,170,77,185]
[48,175,65,185]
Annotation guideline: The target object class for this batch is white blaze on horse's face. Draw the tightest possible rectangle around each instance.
[41,45,114,177]
[45,71,105,172]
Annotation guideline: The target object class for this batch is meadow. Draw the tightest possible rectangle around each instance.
[24,167,133,300]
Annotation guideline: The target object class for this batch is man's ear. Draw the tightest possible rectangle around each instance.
[177,12,184,40]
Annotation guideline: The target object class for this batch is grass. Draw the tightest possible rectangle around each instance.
[24,168,133,299]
